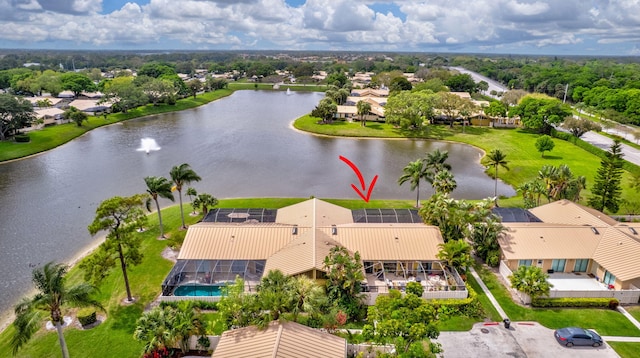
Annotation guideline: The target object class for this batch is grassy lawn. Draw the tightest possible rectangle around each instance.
[609,342,640,358]
[0,89,233,162]
[474,265,640,336]
[436,274,502,331]
[0,198,416,357]
[295,116,640,211]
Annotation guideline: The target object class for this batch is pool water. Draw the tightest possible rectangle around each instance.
[173,285,226,297]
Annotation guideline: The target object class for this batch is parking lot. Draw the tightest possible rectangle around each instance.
[436,322,620,358]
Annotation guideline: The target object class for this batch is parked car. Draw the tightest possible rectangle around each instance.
[554,327,603,347]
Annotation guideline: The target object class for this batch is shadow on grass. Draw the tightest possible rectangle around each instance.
[109,304,144,333]
[541,155,564,160]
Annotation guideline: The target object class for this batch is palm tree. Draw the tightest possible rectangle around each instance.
[11,262,102,358]
[170,163,202,229]
[398,159,429,207]
[423,149,451,184]
[432,169,457,195]
[485,149,509,200]
[192,193,219,217]
[144,176,175,239]
[508,265,553,301]
[356,100,371,127]
[186,187,198,214]
[436,239,473,273]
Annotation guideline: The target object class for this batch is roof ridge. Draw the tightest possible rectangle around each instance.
[272,322,284,358]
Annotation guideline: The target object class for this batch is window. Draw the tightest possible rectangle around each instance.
[573,259,588,272]
[518,260,532,267]
[551,259,566,272]
[604,271,616,285]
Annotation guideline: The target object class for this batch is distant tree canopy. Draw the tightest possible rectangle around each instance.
[445,73,477,93]
[509,94,571,134]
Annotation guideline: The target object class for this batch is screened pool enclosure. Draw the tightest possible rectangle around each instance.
[162,259,266,296]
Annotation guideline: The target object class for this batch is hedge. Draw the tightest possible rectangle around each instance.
[14,134,30,142]
[159,300,219,310]
[532,297,619,309]
[77,308,97,326]
[430,283,483,318]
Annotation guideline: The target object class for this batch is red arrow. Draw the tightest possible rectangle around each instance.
[339,155,378,202]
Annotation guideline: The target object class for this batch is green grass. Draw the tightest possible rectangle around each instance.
[294,116,640,211]
[435,274,502,331]
[474,265,640,337]
[0,89,233,162]
[608,342,640,358]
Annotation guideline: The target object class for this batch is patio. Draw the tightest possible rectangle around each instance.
[547,272,609,291]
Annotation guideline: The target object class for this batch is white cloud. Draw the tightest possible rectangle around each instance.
[0,0,636,54]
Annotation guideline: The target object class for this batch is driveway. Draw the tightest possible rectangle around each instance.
[436,322,619,358]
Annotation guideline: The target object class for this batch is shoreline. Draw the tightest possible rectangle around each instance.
[0,89,235,165]
[0,233,107,333]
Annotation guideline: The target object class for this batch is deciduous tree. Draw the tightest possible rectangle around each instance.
[535,135,555,157]
[84,194,148,302]
[0,93,34,140]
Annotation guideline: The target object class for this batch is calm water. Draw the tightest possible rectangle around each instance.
[0,90,514,317]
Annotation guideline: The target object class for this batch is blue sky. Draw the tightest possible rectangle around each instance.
[0,0,638,56]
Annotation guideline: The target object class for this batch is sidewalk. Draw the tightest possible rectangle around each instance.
[469,266,509,320]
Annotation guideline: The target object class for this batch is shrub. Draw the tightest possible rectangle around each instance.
[431,283,483,318]
[531,297,617,308]
[159,300,218,310]
[14,134,30,142]
[77,308,97,326]
[609,299,620,310]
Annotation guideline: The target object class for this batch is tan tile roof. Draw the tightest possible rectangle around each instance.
[593,227,640,281]
[529,200,619,227]
[499,223,603,260]
[328,224,444,261]
[264,230,342,276]
[34,107,64,118]
[212,321,346,358]
[177,223,302,260]
[275,198,354,227]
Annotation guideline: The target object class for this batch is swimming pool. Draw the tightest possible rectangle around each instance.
[173,284,227,297]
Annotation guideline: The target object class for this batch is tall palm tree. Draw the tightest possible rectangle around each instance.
[398,159,429,207]
[144,176,175,239]
[11,262,102,358]
[170,163,202,229]
[485,149,509,200]
[423,149,452,184]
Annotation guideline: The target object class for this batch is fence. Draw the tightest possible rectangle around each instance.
[499,261,640,304]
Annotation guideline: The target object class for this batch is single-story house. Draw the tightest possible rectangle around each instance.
[211,320,347,358]
[161,199,466,303]
[67,99,112,114]
[497,200,640,302]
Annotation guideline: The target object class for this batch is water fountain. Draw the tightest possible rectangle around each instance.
[286,88,292,95]
[136,137,161,154]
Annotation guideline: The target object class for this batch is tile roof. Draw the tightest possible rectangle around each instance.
[212,321,346,358]
[528,199,619,227]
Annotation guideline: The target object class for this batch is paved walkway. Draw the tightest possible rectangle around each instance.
[469,266,509,320]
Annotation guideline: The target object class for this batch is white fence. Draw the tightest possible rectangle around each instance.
[499,261,640,304]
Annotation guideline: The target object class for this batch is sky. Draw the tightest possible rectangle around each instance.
[0,0,639,56]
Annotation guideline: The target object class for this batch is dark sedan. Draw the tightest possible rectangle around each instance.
[554,327,603,347]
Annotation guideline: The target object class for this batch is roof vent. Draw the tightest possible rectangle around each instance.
[591,227,600,235]
[331,225,337,235]
[292,225,298,235]
[630,227,638,235]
